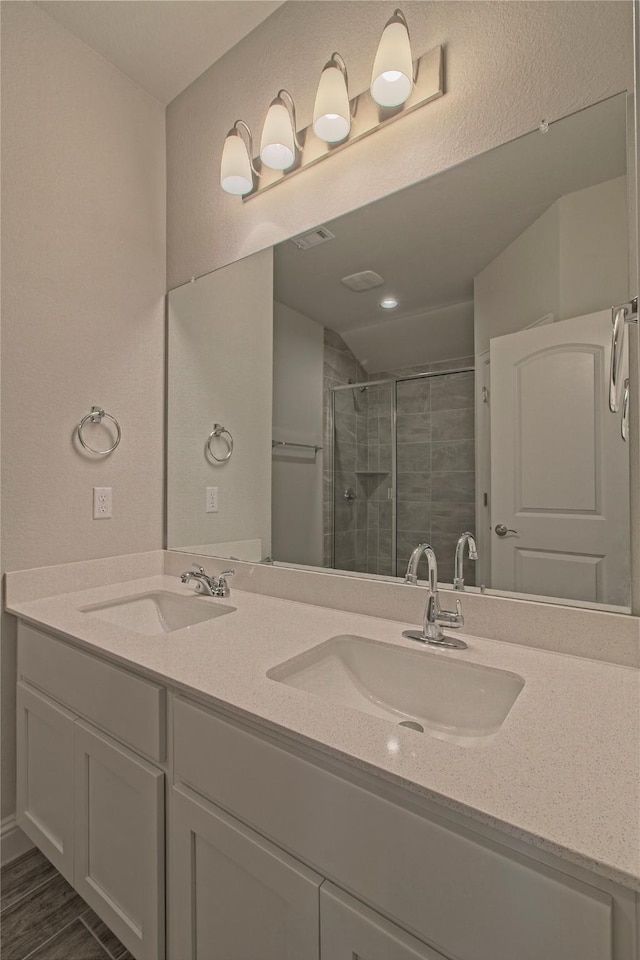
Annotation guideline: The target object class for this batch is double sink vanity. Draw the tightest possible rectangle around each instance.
[5,550,639,960]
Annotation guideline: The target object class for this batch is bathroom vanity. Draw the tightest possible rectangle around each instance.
[6,556,639,960]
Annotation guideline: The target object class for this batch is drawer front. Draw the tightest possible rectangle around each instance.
[174,697,613,960]
[18,623,166,761]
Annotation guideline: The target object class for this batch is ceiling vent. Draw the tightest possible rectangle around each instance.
[341,270,385,293]
[290,226,335,250]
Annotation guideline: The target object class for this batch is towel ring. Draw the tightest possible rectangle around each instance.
[77,406,121,456]
[207,423,233,463]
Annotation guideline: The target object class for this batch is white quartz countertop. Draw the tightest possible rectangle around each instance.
[7,575,640,890]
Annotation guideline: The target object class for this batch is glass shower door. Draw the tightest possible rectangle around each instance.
[331,381,395,575]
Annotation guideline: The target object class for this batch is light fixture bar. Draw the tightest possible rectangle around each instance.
[244,45,444,200]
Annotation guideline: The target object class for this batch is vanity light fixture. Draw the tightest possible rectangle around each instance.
[313,53,351,143]
[370,9,414,107]
[220,121,257,196]
[260,90,301,171]
[380,297,399,309]
[220,8,444,198]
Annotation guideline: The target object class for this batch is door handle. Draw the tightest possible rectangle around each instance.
[495,524,518,537]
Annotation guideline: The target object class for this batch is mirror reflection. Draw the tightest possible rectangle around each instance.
[168,93,631,611]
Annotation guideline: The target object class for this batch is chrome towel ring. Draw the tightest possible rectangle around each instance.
[206,423,233,462]
[77,406,121,456]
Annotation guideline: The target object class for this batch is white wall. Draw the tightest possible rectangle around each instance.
[167,250,273,556]
[166,1,632,289]
[474,177,629,354]
[343,301,474,373]
[559,177,630,318]
[272,302,324,566]
[0,3,166,820]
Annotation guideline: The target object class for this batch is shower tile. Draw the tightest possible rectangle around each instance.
[397,473,430,501]
[367,502,379,527]
[356,443,369,472]
[334,498,357,532]
[378,417,392,445]
[397,413,431,443]
[356,416,367,445]
[397,442,430,472]
[377,556,393,577]
[335,442,356,472]
[378,527,392,559]
[334,531,356,566]
[335,414,356,444]
[378,501,392,529]
[397,500,431,532]
[367,416,378,442]
[396,379,430,414]
[378,444,392,471]
[431,471,476,502]
[428,357,474,372]
[431,407,474,441]
[372,474,392,501]
[431,372,475,412]
[397,530,431,560]
[431,439,475,472]
[459,502,477,529]
[334,390,356,415]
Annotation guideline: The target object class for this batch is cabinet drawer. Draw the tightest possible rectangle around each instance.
[18,623,166,761]
[174,697,613,960]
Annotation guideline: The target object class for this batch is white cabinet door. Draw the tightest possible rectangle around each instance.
[169,784,322,960]
[16,681,76,882]
[320,883,449,960]
[74,720,164,960]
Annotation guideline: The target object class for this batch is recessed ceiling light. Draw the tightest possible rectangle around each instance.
[380,297,399,309]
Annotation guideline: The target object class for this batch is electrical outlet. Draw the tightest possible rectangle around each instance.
[93,486,112,519]
[206,486,219,513]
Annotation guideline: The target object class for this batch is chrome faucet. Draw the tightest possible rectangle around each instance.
[402,543,467,649]
[453,532,478,591]
[180,564,235,598]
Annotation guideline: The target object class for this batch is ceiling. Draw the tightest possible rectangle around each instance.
[35,0,285,103]
[274,94,627,371]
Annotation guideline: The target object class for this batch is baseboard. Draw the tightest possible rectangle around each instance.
[1,815,34,866]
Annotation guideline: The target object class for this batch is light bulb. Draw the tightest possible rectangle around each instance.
[371,10,414,107]
[380,298,399,309]
[220,127,254,196]
[260,97,296,170]
[313,56,350,143]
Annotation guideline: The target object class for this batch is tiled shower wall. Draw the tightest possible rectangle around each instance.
[389,358,476,584]
[322,330,367,569]
[326,345,476,584]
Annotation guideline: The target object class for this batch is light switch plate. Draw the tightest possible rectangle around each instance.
[206,486,219,513]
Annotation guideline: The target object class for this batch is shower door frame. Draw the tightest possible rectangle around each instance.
[330,366,475,575]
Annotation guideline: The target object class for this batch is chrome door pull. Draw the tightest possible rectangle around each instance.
[621,378,630,442]
[495,524,518,537]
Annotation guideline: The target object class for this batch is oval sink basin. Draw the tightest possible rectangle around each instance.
[80,591,235,636]
[268,635,524,745]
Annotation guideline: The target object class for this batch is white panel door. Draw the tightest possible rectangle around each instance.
[169,784,322,960]
[16,681,76,882]
[74,720,165,960]
[490,310,630,606]
[320,883,449,960]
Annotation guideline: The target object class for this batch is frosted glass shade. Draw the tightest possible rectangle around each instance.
[220,130,253,195]
[260,100,296,170]
[370,18,414,107]
[313,62,350,143]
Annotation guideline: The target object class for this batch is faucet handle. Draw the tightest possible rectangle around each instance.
[191,563,206,575]
[217,568,235,581]
[436,597,464,629]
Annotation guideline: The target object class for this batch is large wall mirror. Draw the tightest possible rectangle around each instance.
[167,92,633,612]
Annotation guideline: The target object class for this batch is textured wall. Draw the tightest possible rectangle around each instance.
[1,3,166,819]
[166,0,632,289]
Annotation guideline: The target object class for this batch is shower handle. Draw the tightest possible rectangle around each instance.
[344,488,355,501]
